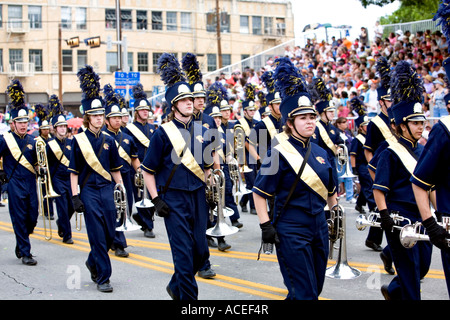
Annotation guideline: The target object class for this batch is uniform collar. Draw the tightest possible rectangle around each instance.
[86,127,103,138]
[12,130,27,139]
[288,134,308,148]
[106,127,121,136]
[270,113,281,122]
[399,135,418,149]
[172,116,193,129]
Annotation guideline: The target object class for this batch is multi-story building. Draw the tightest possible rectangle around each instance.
[0,0,294,115]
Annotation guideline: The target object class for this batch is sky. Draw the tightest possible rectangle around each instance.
[291,0,400,45]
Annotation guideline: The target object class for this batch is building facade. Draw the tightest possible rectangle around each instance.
[0,0,293,115]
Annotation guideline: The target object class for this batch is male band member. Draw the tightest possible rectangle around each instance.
[235,83,259,214]
[182,53,216,129]
[69,66,123,292]
[46,95,74,244]
[142,53,215,300]
[0,80,39,265]
[103,84,141,257]
[122,83,156,238]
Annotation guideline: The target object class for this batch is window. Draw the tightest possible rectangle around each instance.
[151,11,162,30]
[107,52,117,72]
[29,49,43,72]
[9,49,23,68]
[152,52,162,73]
[8,5,22,29]
[28,6,42,29]
[105,9,116,29]
[167,12,177,31]
[240,15,249,34]
[77,50,87,70]
[220,12,230,33]
[206,12,230,33]
[222,54,231,67]
[76,8,87,30]
[276,18,285,36]
[264,17,273,35]
[252,16,262,35]
[180,12,191,32]
[207,54,216,72]
[0,5,3,28]
[121,10,132,30]
[61,7,71,29]
[0,49,3,72]
[127,52,133,72]
[62,50,72,72]
[137,10,147,30]
[138,52,149,72]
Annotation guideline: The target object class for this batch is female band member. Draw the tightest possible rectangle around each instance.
[252,58,337,300]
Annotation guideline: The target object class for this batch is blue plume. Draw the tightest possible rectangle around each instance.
[77,65,101,99]
[350,97,366,116]
[274,59,309,100]
[390,61,424,105]
[206,81,227,107]
[7,79,26,109]
[311,77,332,103]
[261,71,276,94]
[35,103,49,121]
[157,53,185,87]
[375,56,391,91]
[181,53,202,85]
[48,94,63,117]
[433,1,450,53]
[132,83,147,100]
[104,84,121,107]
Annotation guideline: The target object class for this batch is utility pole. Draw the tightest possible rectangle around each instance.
[216,0,222,69]
[58,23,62,101]
[115,0,122,71]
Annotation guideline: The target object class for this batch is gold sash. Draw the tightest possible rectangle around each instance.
[47,139,70,167]
[316,121,338,155]
[4,131,35,174]
[371,115,397,145]
[161,121,205,182]
[262,116,278,140]
[274,139,328,201]
[74,132,111,181]
[238,118,251,136]
[102,131,132,165]
[355,134,366,146]
[388,142,417,175]
[126,123,150,148]
[274,131,288,145]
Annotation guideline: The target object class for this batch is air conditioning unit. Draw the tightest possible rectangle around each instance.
[7,19,30,34]
[8,63,35,77]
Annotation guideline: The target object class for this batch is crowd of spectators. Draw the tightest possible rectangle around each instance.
[209,26,449,136]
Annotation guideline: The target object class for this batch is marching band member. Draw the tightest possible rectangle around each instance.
[122,83,157,238]
[182,53,216,129]
[410,3,450,297]
[253,58,337,300]
[142,53,215,300]
[46,95,74,244]
[0,80,39,265]
[69,66,123,292]
[235,83,259,214]
[103,84,141,258]
[373,61,432,300]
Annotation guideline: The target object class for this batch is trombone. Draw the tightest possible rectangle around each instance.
[36,138,60,241]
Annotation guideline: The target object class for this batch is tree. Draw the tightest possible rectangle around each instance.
[365,0,440,24]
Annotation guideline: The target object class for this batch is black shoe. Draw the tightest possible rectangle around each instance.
[232,220,243,228]
[56,220,63,238]
[166,285,179,300]
[239,201,248,213]
[85,261,98,283]
[114,247,129,258]
[365,240,382,251]
[63,238,74,244]
[380,284,391,300]
[132,213,145,231]
[218,239,231,251]
[144,229,155,238]
[207,238,217,248]
[197,268,216,279]
[355,204,366,214]
[380,252,395,275]
[15,246,22,259]
[250,208,257,215]
[22,256,37,266]
[97,282,113,293]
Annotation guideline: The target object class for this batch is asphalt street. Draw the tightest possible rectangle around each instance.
[0,196,447,303]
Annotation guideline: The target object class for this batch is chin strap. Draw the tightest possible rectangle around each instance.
[405,122,419,143]
[173,106,190,118]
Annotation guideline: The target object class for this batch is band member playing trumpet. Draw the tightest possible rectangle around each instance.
[69,66,123,292]
[142,53,215,300]
[0,80,39,265]
[372,61,432,300]
[103,84,141,257]
[46,95,75,244]
[253,59,337,300]
[122,83,156,238]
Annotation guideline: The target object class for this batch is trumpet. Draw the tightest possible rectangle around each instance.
[234,125,252,174]
[400,217,450,249]
[206,169,238,237]
[356,212,412,231]
[114,182,141,232]
[36,139,60,240]
[134,170,154,209]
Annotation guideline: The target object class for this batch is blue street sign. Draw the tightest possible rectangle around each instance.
[115,72,140,90]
